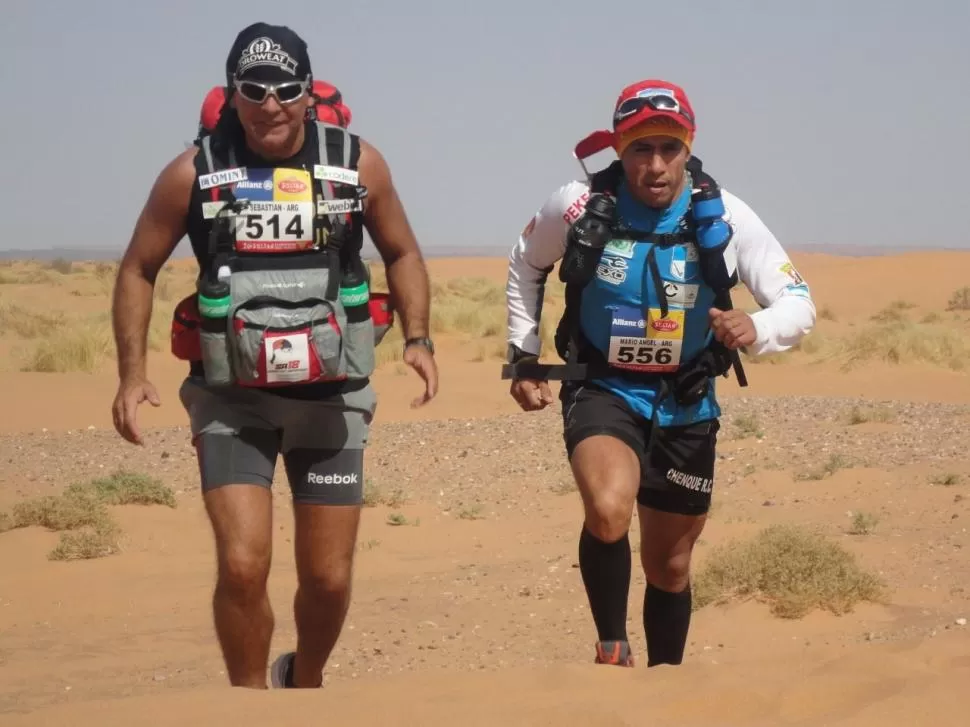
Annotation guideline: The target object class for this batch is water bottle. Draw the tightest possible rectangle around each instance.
[559,193,615,286]
[690,183,737,291]
[338,260,370,324]
[339,259,373,378]
[197,264,233,384]
[691,185,731,252]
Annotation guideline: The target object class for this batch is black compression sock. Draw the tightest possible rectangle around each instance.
[643,581,692,666]
[578,526,631,642]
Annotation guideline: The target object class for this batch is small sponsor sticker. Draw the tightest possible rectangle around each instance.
[651,317,680,333]
[318,198,363,215]
[780,261,804,286]
[202,201,233,219]
[278,178,307,194]
[314,165,359,185]
[604,239,635,259]
[199,167,248,190]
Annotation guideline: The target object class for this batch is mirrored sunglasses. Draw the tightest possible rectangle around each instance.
[233,78,310,105]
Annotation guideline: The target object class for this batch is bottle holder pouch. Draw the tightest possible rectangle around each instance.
[170,294,202,362]
[171,291,395,381]
[369,292,394,345]
[228,297,347,387]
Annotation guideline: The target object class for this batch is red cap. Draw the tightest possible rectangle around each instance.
[612,79,695,135]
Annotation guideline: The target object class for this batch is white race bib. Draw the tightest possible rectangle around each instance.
[607,306,685,374]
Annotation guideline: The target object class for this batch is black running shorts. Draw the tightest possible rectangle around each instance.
[560,382,720,516]
[178,377,376,506]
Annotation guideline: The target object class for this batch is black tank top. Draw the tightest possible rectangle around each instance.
[184,123,368,399]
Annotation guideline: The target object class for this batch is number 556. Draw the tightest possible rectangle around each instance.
[616,345,672,365]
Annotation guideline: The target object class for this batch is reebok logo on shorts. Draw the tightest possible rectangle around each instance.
[307,472,359,486]
[666,468,712,494]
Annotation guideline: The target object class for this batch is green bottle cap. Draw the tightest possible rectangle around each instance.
[339,281,369,307]
[198,294,231,318]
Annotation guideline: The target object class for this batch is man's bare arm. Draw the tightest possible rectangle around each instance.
[113,148,196,382]
[357,139,430,342]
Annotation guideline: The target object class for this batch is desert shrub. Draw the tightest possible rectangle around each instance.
[693,524,886,619]
[1,470,176,561]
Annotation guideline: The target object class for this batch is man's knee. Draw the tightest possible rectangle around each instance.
[642,549,692,591]
[585,489,635,542]
[298,557,354,601]
[571,435,641,542]
[218,545,271,599]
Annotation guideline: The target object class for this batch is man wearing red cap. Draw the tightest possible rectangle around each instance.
[505,80,815,667]
[110,22,437,689]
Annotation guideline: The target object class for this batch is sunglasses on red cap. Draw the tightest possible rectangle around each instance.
[233,77,310,105]
[614,91,694,127]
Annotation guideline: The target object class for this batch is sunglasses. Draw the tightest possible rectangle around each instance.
[233,77,310,105]
[614,93,694,126]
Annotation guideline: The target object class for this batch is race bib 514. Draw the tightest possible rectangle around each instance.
[231,168,315,253]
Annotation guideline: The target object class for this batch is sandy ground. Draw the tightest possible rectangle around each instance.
[1,251,969,725]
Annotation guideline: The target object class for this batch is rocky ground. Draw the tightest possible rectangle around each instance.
[1,393,969,713]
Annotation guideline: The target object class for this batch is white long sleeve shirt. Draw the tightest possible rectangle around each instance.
[506,179,816,360]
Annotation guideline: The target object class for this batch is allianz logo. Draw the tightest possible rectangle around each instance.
[236,179,274,191]
[612,317,645,328]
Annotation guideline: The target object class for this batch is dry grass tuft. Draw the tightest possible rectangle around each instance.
[366,261,566,365]
[1,470,176,561]
[847,511,880,535]
[731,412,764,439]
[946,286,970,312]
[362,479,407,508]
[693,524,887,619]
[838,319,969,371]
[845,403,895,425]
[797,453,853,481]
[0,304,66,339]
[869,300,916,323]
[19,324,114,373]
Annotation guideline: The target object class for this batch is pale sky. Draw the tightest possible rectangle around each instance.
[1,0,968,259]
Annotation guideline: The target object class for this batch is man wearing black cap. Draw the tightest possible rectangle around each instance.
[110,22,437,689]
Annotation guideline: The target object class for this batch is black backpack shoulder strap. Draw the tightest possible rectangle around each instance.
[589,160,624,195]
[313,121,366,298]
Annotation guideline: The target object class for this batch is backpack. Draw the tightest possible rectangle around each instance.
[170,82,394,376]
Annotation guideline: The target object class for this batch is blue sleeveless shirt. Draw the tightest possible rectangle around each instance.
[577,180,722,426]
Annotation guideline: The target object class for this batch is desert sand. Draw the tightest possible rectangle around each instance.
[1,250,969,725]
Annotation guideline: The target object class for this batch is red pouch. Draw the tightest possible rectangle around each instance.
[171,294,202,361]
[370,292,394,344]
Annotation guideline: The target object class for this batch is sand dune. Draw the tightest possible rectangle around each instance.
[0,250,968,724]
[5,628,969,727]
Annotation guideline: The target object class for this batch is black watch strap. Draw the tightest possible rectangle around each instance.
[404,337,435,355]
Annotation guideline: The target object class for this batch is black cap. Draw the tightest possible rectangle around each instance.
[225,22,312,85]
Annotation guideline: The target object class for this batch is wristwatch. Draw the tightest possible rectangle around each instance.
[404,337,435,355]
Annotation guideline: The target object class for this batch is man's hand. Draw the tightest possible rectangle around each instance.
[403,343,438,408]
[110,148,192,445]
[709,307,757,350]
[510,378,554,412]
[112,377,161,445]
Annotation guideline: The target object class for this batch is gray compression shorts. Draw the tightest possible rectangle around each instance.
[178,376,377,505]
